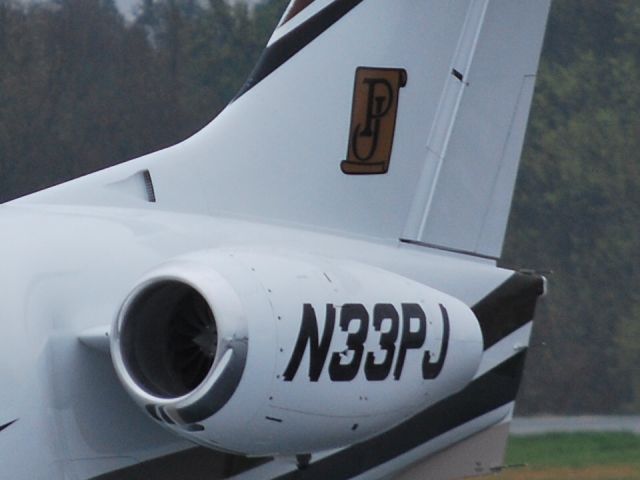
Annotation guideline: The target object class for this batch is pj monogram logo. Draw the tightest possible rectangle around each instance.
[341,67,407,175]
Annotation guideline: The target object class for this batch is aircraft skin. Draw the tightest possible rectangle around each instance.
[0,0,551,479]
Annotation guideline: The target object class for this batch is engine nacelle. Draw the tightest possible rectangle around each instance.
[111,250,483,456]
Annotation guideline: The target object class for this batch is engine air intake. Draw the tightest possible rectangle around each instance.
[119,280,218,398]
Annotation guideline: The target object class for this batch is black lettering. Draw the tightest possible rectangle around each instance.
[364,304,399,381]
[352,78,394,161]
[329,304,369,381]
[393,303,426,380]
[422,304,450,379]
[283,304,335,381]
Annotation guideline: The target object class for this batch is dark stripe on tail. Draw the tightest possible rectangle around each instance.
[473,272,545,350]
[281,0,316,26]
[235,0,364,99]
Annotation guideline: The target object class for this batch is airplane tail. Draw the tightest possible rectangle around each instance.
[12,2,551,478]
[21,0,550,263]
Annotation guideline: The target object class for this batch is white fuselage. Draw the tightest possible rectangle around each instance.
[0,203,510,478]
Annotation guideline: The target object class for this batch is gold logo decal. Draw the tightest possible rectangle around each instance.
[341,67,407,175]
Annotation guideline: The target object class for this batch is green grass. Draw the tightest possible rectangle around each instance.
[505,433,640,469]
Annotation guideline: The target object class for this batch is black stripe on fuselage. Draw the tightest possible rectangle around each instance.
[90,352,527,480]
[92,449,271,480]
[0,419,17,433]
[473,272,545,350]
[273,351,527,480]
[234,0,364,99]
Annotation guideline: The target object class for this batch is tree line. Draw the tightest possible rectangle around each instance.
[1,0,639,414]
[503,0,640,414]
[0,0,287,201]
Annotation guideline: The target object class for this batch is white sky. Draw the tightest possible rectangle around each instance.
[113,0,140,19]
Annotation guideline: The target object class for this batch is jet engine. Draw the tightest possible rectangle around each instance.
[111,249,483,456]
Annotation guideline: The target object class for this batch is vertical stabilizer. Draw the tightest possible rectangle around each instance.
[18,0,550,261]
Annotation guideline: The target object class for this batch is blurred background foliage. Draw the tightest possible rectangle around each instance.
[0,0,638,414]
[502,0,640,414]
[0,0,288,199]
